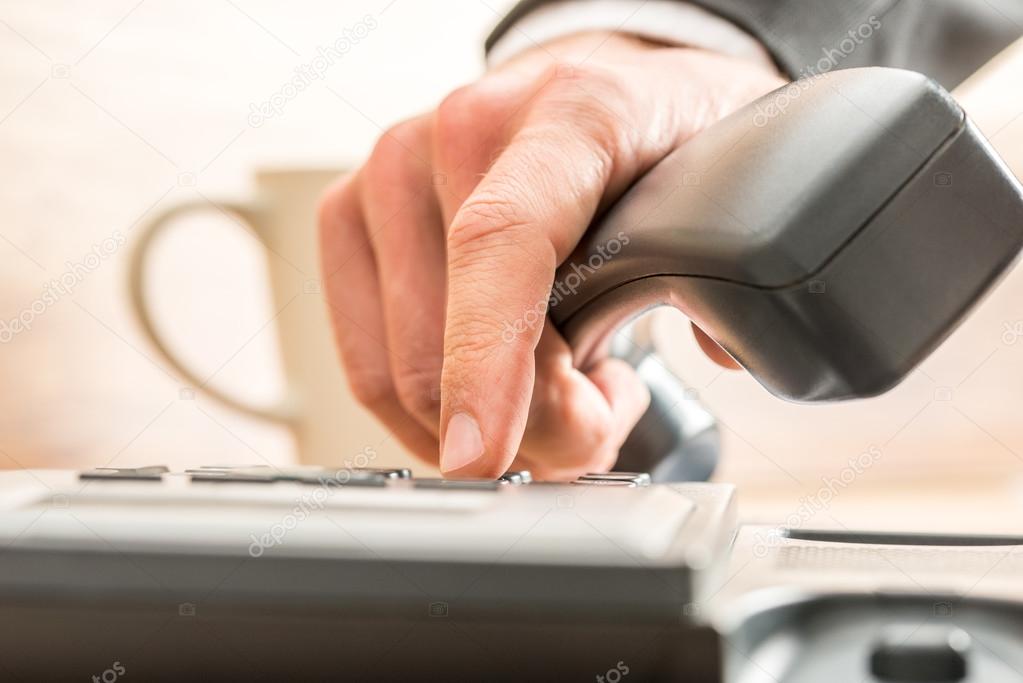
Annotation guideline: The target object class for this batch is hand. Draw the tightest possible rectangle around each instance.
[318,32,785,480]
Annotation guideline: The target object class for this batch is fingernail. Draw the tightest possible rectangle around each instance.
[441,412,484,473]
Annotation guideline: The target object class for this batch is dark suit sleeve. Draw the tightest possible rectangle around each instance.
[486,0,1023,89]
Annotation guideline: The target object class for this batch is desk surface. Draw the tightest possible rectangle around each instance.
[738,474,1023,535]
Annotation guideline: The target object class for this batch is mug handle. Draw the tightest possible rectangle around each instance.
[127,199,298,424]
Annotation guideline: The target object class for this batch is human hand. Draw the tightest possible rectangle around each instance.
[318,32,785,479]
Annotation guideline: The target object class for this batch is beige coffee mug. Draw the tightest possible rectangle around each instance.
[128,168,424,470]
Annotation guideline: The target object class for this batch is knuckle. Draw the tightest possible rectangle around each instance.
[453,193,509,227]
[433,81,505,168]
[365,117,426,185]
[392,364,441,418]
[316,174,355,235]
[444,314,507,362]
[317,173,366,274]
[542,60,610,87]
[579,407,616,448]
[536,62,629,160]
[447,188,545,258]
[436,83,494,139]
[345,366,395,412]
[526,369,618,468]
[542,60,623,107]
[551,397,616,460]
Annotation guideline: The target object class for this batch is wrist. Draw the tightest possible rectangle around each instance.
[501,30,782,85]
[487,0,778,72]
[496,30,663,71]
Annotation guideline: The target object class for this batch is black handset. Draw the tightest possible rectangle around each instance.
[553,68,1023,480]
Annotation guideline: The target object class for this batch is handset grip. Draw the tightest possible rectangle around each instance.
[554,68,1023,479]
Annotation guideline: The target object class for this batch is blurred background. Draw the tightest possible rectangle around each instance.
[0,0,516,473]
[2,1,1022,529]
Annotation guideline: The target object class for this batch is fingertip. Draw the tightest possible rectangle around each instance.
[439,409,517,479]
[439,411,485,475]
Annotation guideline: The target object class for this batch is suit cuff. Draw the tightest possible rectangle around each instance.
[487,0,776,69]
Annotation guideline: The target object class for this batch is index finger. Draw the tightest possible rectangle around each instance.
[438,122,622,477]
